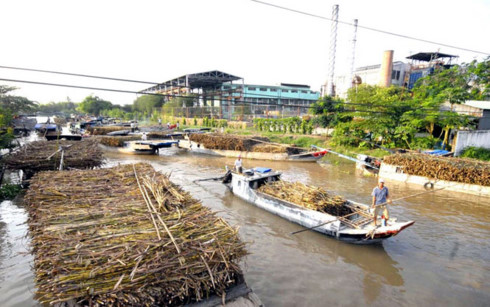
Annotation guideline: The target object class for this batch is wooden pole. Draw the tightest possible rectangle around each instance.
[291,186,446,235]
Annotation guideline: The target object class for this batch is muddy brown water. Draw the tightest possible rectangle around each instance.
[1,148,489,306]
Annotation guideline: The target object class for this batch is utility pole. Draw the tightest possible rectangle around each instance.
[326,4,339,97]
[349,19,358,88]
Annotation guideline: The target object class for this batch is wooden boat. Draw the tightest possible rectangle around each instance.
[356,154,381,175]
[45,134,83,141]
[179,139,327,162]
[118,140,179,155]
[106,129,130,136]
[222,168,414,244]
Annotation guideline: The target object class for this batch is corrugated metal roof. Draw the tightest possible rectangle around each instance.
[465,100,490,110]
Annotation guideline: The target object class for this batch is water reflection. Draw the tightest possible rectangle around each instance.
[218,187,404,304]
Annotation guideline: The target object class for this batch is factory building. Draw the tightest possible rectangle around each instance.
[334,51,458,99]
[142,70,320,117]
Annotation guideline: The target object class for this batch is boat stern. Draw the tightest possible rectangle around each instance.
[338,220,415,244]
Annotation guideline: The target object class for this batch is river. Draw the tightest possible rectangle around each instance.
[1,148,489,306]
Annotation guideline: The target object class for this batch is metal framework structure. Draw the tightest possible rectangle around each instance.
[326,4,339,97]
[349,19,358,88]
[142,70,243,103]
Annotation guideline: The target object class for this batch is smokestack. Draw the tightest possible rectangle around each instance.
[379,50,394,87]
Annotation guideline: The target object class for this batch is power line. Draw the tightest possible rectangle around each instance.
[0,77,165,96]
[0,65,159,85]
[250,0,490,56]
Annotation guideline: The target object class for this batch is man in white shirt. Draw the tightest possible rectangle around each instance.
[234,155,243,173]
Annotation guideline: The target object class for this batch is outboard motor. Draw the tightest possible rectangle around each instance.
[222,170,232,184]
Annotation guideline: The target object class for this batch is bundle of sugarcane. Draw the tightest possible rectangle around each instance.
[87,126,128,135]
[189,133,282,152]
[251,143,287,153]
[258,181,352,216]
[98,135,141,147]
[3,139,103,175]
[383,154,490,186]
[24,163,247,306]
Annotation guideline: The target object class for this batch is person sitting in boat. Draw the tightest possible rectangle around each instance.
[234,155,243,173]
[371,178,392,226]
[141,132,147,140]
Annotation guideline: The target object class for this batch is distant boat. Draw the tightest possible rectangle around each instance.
[45,134,83,141]
[117,140,179,155]
[106,130,130,136]
[179,138,326,162]
[34,123,57,133]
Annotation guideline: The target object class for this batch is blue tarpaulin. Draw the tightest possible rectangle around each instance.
[424,150,450,156]
[254,167,271,173]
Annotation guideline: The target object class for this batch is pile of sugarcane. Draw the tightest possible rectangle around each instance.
[189,133,301,154]
[24,163,247,306]
[189,133,258,151]
[383,154,490,186]
[251,143,287,153]
[87,126,128,135]
[3,139,103,177]
[258,181,352,216]
[97,135,141,147]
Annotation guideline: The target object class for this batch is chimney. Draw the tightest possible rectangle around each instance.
[379,50,394,87]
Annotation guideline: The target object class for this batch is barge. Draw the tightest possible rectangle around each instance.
[179,139,327,162]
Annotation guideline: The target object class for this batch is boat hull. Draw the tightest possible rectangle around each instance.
[102,140,179,155]
[179,140,325,162]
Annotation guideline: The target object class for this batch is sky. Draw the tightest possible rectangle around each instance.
[1,0,489,106]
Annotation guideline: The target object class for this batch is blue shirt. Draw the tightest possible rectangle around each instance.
[372,186,389,205]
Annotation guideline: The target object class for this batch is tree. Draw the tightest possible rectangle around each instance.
[1,85,35,149]
[334,85,414,148]
[37,100,79,115]
[77,95,113,116]
[411,58,489,147]
[0,85,37,113]
[467,57,490,100]
[309,95,349,128]
[132,95,165,114]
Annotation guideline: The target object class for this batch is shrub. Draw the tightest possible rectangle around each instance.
[460,147,490,161]
[0,184,22,200]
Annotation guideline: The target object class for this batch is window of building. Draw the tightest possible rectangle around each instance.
[248,87,256,91]
[391,70,401,80]
[291,90,298,93]
[259,87,267,91]
[281,89,289,93]
[301,90,307,93]
[270,88,277,92]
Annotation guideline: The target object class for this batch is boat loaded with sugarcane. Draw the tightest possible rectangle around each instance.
[221,167,414,244]
[179,133,327,162]
[116,139,179,155]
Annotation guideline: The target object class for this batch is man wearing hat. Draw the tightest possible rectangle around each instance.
[371,178,391,226]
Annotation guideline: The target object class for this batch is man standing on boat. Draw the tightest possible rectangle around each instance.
[371,178,391,226]
[234,155,243,173]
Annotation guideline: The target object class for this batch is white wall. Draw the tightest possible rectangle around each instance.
[454,130,490,156]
